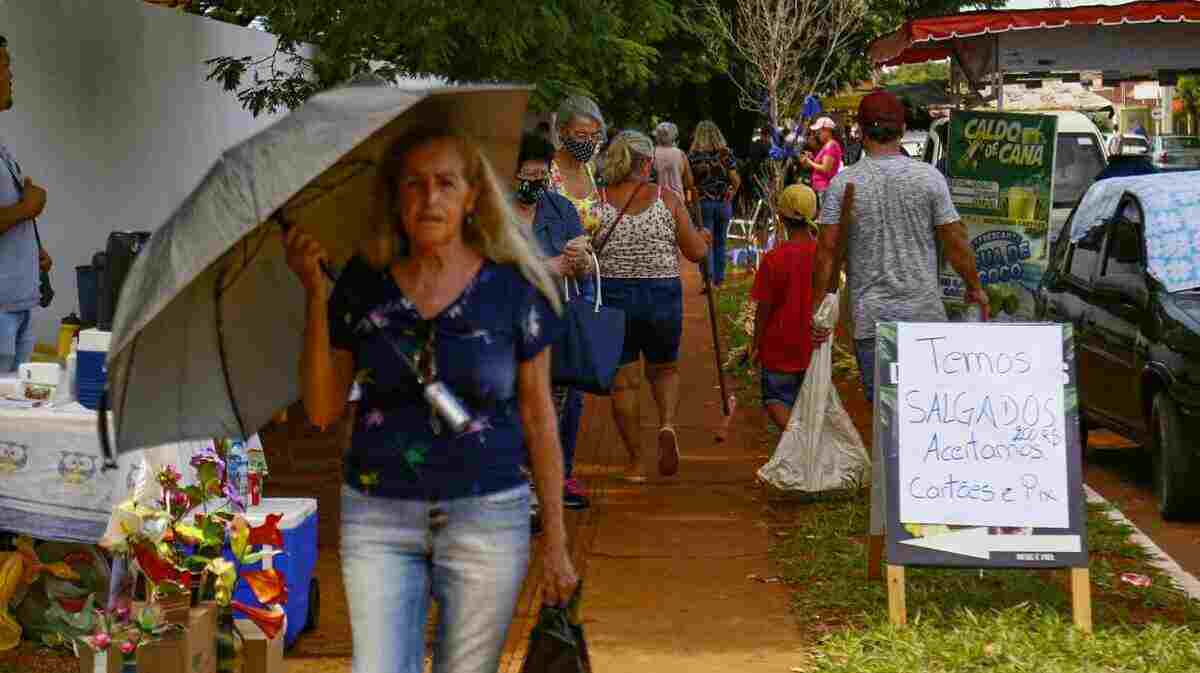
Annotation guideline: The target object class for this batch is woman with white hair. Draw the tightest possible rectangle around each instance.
[653,121,695,203]
[594,131,711,482]
[549,95,606,233]
[285,127,578,673]
[688,120,741,291]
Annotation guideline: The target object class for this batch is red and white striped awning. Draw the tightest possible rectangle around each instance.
[870,1,1200,66]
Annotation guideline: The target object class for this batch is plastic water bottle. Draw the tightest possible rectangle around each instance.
[226,439,249,505]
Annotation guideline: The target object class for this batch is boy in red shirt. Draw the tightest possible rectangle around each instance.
[750,184,819,430]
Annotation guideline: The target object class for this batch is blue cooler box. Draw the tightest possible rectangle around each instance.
[228,497,319,647]
[75,328,110,410]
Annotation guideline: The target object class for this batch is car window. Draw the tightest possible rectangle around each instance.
[1054,133,1106,208]
[1102,201,1144,276]
[1067,226,1104,283]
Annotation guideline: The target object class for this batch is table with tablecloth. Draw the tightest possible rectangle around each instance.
[0,399,204,544]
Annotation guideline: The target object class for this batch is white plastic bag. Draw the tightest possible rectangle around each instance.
[757,291,869,493]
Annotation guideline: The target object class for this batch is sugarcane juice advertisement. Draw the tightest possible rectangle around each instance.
[942,112,1057,322]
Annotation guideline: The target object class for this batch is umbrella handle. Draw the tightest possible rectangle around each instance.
[98,389,118,471]
[274,212,338,283]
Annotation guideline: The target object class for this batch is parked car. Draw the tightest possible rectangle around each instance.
[1150,135,1200,171]
[924,110,1109,246]
[1107,133,1151,157]
[1035,171,1200,519]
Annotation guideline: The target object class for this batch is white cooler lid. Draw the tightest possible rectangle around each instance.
[241,497,317,531]
[78,329,112,352]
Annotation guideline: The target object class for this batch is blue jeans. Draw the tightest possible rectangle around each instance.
[855,338,876,403]
[0,310,34,373]
[699,199,732,286]
[341,484,531,673]
[553,385,583,479]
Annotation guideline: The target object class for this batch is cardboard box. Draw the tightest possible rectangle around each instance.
[77,646,122,673]
[236,618,285,673]
[136,602,218,673]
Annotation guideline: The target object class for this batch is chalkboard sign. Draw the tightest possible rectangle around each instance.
[876,321,1087,568]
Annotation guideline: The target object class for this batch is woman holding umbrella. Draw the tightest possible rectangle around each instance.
[285,128,578,673]
[595,131,710,482]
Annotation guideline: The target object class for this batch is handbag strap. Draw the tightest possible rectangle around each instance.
[592,183,644,256]
[562,253,603,313]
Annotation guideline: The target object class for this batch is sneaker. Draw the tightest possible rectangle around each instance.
[658,426,680,476]
[563,479,590,510]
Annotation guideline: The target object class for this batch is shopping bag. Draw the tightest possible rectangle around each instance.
[551,254,625,396]
[520,587,592,673]
[757,291,869,493]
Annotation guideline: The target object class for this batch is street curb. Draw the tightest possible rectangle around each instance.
[1084,484,1200,600]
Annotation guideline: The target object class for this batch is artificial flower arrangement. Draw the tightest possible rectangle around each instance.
[94,441,289,654]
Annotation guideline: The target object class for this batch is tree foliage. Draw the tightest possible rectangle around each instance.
[880,61,951,87]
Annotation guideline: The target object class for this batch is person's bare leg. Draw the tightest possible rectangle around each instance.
[766,403,791,432]
[611,363,647,481]
[647,362,681,476]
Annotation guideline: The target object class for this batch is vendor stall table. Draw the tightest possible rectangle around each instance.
[0,396,201,544]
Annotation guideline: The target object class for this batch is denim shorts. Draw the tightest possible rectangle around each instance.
[601,277,683,366]
[761,368,805,408]
[340,484,530,673]
[855,338,876,403]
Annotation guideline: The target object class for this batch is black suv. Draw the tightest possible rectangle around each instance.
[1036,188,1200,519]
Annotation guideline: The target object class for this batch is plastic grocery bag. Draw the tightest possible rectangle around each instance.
[521,587,592,673]
[757,291,869,493]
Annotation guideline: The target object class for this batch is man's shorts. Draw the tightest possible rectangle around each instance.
[761,367,806,409]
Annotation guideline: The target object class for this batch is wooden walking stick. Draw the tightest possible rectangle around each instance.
[692,200,736,440]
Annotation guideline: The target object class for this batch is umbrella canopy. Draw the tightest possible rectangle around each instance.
[107,84,531,454]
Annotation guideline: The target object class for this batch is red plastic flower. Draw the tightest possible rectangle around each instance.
[120,640,137,655]
[231,601,285,640]
[248,513,284,548]
[240,569,288,605]
[132,544,180,584]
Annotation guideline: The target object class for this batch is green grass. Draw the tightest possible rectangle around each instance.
[772,489,1200,672]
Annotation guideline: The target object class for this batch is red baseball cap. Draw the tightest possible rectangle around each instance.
[858,90,905,130]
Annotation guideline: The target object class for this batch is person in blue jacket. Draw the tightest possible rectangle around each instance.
[512,132,595,512]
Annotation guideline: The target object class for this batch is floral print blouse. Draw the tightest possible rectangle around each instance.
[329,257,561,500]
[549,159,604,233]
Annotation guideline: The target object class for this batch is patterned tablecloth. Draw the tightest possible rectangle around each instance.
[0,400,204,543]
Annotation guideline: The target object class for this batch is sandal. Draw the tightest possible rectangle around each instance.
[658,426,680,477]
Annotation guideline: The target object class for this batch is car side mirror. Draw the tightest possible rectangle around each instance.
[1094,273,1149,309]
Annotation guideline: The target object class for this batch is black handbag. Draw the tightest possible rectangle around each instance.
[550,253,625,395]
[520,586,592,673]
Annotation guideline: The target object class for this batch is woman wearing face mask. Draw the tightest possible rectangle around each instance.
[512,132,594,512]
[594,131,710,482]
[549,95,606,233]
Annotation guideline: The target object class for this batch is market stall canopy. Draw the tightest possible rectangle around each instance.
[869,1,1200,79]
[1069,171,1200,293]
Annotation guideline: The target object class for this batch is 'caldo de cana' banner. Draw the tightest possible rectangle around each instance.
[942,111,1057,321]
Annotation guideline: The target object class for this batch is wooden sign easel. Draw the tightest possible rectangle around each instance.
[868,322,1093,633]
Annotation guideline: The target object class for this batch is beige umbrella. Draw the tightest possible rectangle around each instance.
[103,83,531,457]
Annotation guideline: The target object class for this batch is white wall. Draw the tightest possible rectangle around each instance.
[0,0,290,345]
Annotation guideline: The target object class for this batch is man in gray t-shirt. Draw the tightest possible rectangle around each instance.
[0,36,52,372]
[813,91,984,402]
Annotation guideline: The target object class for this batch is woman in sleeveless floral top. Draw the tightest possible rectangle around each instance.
[593,131,710,482]
[548,95,606,232]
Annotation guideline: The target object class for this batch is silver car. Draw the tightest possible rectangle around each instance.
[1151,135,1200,171]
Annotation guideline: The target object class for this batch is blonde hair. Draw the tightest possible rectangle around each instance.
[366,128,561,313]
[600,130,655,186]
[689,120,729,154]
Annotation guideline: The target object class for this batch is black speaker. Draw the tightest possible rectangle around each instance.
[96,231,151,331]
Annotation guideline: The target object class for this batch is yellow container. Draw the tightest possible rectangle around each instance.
[56,323,80,361]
